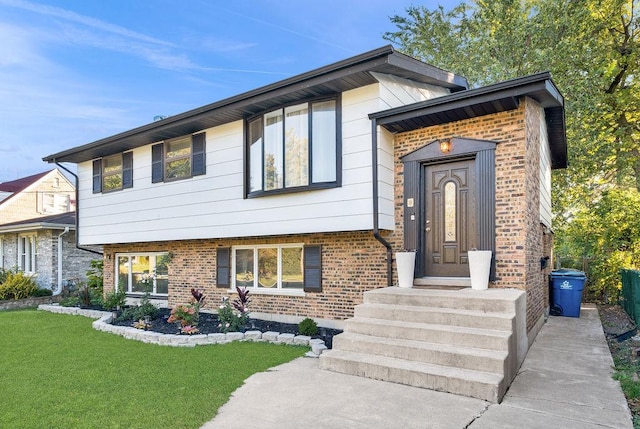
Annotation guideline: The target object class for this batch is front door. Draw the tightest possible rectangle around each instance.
[424,159,477,277]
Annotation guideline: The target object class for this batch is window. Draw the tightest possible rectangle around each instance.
[247,97,339,196]
[152,133,206,183]
[116,253,170,295]
[92,152,133,193]
[0,238,4,270]
[18,234,37,273]
[38,192,70,214]
[233,245,304,290]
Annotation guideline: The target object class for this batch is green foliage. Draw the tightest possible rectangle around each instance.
[0,310,306,428]
[60,296,80,307]
[556,188,640,303]
[217,287,250,333]
[167,289,205,334]
[102,288,127,311]
[298,317,318,336]
[31,288,53,297]
[86,259,104,291]
[0,271,38,300]
[118,294,159,321]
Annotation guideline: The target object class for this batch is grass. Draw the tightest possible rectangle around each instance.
[0,309,307,428]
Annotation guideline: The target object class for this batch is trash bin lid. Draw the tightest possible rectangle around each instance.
[551,268,586,278]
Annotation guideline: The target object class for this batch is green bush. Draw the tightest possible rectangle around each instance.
[118,294,158,321]
[60,296,80,307]
[86,260,103,291]
[298,317,318,336]
[102,289,127,311]
[0,271,38,300]
[31,288,53,297]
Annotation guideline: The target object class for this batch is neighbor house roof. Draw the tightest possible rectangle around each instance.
[0,211,76,233]
[43,45,468,165]
[369,72,567,169]
[0,170,54,207]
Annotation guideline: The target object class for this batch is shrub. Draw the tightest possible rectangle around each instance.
[60,296,80,307]
[0,271,38,300]
[298,318,318,336]
[217,287,250,333]
[86,260,103,291]
[31,288,53,297]
[118,293,158,321]
[102,289,127,311]
[168,289,205,334]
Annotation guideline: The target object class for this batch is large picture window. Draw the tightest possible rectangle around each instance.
[117,253,170,295]
[247,97,338,196]
[233,245,304,290]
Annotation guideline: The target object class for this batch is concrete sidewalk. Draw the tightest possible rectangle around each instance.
[202,304,632,429]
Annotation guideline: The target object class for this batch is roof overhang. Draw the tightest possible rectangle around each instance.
[369,72,567,169]
[0,222,75,234]
[43,45,468,165]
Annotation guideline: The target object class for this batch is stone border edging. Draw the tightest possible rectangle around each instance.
[37,304,327,357]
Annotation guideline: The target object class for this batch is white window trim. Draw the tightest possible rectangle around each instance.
[231,243,305,293]
[115,252,169,296]
[18,234,37,273]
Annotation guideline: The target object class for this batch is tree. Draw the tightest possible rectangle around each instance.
[384,0,640,298]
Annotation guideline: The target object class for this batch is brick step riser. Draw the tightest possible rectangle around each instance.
[354,304,515,332]
[345,319,511,351]
[320,354,501,403]
[332,335,507,374]
[364,293,515,313]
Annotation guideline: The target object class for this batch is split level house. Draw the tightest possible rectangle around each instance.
[0,169,100,291]
[44,46,566,402]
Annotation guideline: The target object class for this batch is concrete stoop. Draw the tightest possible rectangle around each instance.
[319,287,527,403]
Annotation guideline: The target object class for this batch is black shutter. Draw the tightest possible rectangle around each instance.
[122,152,133,189]
[303,245,322,292]
[216,247,231,288]
[152,143,164,183]
[192,133,206,176]
[92,159,102,193]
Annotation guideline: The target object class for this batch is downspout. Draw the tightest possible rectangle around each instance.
[54,227,70,296]
[371,118,394,287]
[54,161,103,256]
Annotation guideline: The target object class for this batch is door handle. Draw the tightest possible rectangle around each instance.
[426,227,431,232]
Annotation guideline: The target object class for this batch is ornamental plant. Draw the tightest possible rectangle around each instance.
[218,286,250,333]
[167,288,205,334]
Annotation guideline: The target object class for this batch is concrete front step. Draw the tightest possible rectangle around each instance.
[319,349,504,403]
[346,316,512,351]
[354,302,515,331]
[364,287,522,314]
[333,332,508,374]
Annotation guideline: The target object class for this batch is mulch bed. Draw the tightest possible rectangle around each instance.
[110,308,341,348]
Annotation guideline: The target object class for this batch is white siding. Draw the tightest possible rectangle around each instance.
[78,78,451,246]
[372,72,450,110]
[539,107,552,228]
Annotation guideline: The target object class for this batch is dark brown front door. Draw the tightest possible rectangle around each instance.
[424,159,477,276]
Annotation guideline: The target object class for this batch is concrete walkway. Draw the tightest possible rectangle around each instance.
[202,304,633,429]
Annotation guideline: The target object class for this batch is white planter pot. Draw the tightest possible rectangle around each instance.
[396,252,416,288]
[468,250,492,290]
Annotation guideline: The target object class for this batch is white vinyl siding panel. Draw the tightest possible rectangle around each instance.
[539,107,552,228]
[77,79,449,246]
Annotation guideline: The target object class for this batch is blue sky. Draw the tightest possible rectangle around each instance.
[0,0,459,182]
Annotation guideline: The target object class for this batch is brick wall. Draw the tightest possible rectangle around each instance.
[392,98,552,332]
[103,231,388,321]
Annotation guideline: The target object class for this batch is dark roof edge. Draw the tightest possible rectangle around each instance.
[44,45,467,163]
[369,72,560,122]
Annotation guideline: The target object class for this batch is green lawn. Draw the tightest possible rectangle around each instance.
[0,310,307,428]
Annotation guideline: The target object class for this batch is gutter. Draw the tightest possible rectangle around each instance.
[54,162,103,256]
[371,118,394,287]
[54,226,70,296]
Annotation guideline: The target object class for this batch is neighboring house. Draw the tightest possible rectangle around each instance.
[0,170,100,291]
[0,169,76,224]
[43,46,566,401]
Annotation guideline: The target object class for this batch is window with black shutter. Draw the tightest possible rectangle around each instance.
[152,133,206,183]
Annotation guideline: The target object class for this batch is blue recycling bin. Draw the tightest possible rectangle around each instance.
[550,269,587,317]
